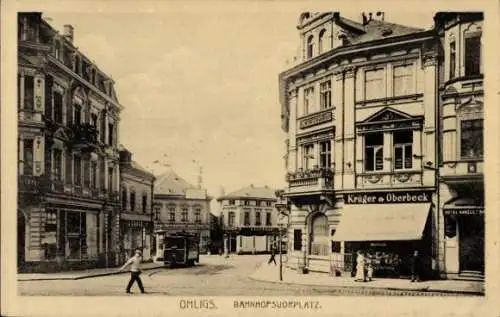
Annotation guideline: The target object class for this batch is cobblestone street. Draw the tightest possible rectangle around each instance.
[18,255,480,296]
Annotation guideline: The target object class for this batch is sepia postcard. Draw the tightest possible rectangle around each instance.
[1,0,499,316]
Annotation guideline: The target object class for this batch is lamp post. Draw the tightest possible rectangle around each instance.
[278,222,284,281]
[275,189,290,282]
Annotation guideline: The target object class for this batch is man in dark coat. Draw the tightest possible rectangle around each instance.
[410,250,421,282]
[268,246,277,265]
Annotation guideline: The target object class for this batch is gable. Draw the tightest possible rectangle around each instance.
[360,107,414,124]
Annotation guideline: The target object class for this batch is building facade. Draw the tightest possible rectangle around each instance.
[435,13,484,279]
[118,146,155,263]
[279,12,448,277]
[217,185,280,254]
[152,170,212,259]
[18,13,123,272]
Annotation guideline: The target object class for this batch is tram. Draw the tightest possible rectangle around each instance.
[156,230,200,268]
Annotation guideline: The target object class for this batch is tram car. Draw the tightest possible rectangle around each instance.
[157,230,200,268]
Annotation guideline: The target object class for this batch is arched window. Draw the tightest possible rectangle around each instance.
[318,29,327,54]
[310,213,329,256]
[306,35,314,59]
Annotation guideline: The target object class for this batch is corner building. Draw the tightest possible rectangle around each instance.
[18,13,123,272]
[279,12,442,278]
[435,13,484,279]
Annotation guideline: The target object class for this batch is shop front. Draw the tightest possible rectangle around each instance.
[443,197,484,276]
[332,190,435,279]
[119,213,153,262]
[236,227,280,254]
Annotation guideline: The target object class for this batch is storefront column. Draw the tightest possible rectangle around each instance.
[383,132,392,171]
[343,67,356,190]
[288,88,298,172]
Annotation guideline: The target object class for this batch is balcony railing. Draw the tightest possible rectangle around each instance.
[69,123,99,149]
[18,175,41,192]
[298,109,334,129]
[286,167,333,188]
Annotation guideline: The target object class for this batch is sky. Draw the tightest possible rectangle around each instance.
[43,5,433,213]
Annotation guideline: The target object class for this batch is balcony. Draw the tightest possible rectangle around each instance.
[69,123,99,151]
[18,175,41,193]
[298,109,334,130]
[285,167,333,194]
[19,109,43,124]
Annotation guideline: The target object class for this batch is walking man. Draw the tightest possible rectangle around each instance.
[119,248,145,294]
[268,245,277,265]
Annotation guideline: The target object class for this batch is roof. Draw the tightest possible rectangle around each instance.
[154,169,197,196]
[217,185,277,201]
[131,160,153,176]
[349,19,425,45]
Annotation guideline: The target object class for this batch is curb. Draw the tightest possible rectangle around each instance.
[17,266,164,282]
[248,268,484,296]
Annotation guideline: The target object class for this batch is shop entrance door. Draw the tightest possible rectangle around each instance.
[459,215,484,273]
[229,235,237,253]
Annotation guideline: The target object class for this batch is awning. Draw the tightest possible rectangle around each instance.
[332,203,431,242]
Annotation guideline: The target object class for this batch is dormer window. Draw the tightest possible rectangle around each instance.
[306,35,314,59]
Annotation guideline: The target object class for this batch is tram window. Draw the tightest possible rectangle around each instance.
[165,238,185,248]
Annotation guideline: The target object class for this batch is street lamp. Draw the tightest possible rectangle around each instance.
[275,189,290,282]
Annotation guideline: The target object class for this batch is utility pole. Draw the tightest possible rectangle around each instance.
[279,223,283,281]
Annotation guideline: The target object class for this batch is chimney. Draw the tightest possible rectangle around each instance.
[219,186,225,198]
[63,24,74,43]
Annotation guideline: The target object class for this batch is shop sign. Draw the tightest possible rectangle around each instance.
[344,191,433,204]
[444,208,484,215]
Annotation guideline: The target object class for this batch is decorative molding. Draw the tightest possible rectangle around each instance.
[299,109,334,129]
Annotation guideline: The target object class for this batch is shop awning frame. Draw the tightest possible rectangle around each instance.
[331,203,431,242]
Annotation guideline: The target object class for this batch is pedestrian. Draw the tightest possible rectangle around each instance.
[354,250,365,282]
[268,245,277,265]
[366,253,374,282]
[410,250,421,282]
[119,248,145,294]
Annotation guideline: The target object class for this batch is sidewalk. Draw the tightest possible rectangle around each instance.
[249,260,485,295]
[17,262,164,281]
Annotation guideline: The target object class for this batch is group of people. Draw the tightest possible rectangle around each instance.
[352,249,421,282]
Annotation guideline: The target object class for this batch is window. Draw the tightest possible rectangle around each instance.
[65,151,72,184]
[54,41,61,60]
[91,113,98,128]
[306,35,314,59]
[108,167,114,191]
[99,158,105,189]
[310,214,329,256]
[331,229,341,253]
[195,207,201,223]
[43,210,58,260]
[364,68,384,100]
[142,194,147,213]
[266,201,272,207]
[22,139,33,175]
[320,81,332,109]
[154,206,161,221]
[54,92,63,124]
[74,155,82,185]
[83,157,90,188]
[121,188,127,210]
[228,211,235,227]
[100,114,106,143]
[65,211,87,260]
[244,211,250,226]
[303,143,314,169]
[319,141,331,168]
[461,119,483,158]
[393,64,413,96]
[53,149,63,181]
[181,208,188,222]
[318,29,327,54]
[129,191,136,211]
[73,104,82,125]
[17,74,21,109]
[293,229,302,251]
[450,41,456,79]
[168,207,176,222]
[243,200,250,206]
[228,200,235,205]
[90,161,97,188]
[75,55,81,74]
[303,87,314,115]
[108,123,114,146]
[266,212,272,226]
[255,211,261,226]
[394,131,413,170]
[24,75,34,110]
[465,34,481,76]
[365,133,383,171]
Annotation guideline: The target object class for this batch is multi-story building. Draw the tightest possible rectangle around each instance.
[217,185,279,254]
[17,13,123,272]
[118,146,155,263]
[435,12,484,279]
[152,169,212,259]
[279,12,441,277]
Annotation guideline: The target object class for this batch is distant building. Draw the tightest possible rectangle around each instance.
[17,12,123,272]
[217,185,279,254]
[152,169,212,259]
[118,146,155,263]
